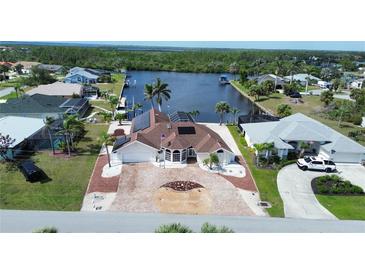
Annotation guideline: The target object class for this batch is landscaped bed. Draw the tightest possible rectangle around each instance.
[161,181,204,191]
[311,175,364,195]
[313,175,365,220]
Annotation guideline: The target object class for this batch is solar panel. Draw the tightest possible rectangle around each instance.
[177,126,196,135]
[112,135,131,151]
[169,111,194,123]
[132,111,150,132]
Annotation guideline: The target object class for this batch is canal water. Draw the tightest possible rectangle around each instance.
[123,71,257,123]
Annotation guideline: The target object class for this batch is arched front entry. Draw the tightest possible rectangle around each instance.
[172,150,181,162]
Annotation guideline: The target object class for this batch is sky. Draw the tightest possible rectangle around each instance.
[78,41,365,51]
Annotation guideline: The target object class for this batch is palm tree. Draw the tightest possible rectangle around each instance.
[189,110,200,121]
[132,103,143,118]
[14,83,24,98]
[215,101,230,125]
[44,116,55,155]
[201,222,234,233]
[155,223,192,233]
[230,107,240,124]
[299,141,310,158]
[100,131,113,167]
[114,112,125,125]
[144,83,155,108]
[153,78,171,112]
[253,142,274,165]
[57,115,84,156]
[108,95,118,118]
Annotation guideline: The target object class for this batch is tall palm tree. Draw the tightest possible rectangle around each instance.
[108,95,118,118]
[215,101,230,125]
[44,116,55,155]
[57,115,84,156]
[189,110,200,121]
[100,131,113,167]
[144,83,155,108]
[153,78,171,112]
[230,107,240,124]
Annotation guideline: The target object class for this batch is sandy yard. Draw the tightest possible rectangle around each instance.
[109,162,255,216]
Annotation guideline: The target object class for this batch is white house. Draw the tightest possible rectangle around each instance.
[240,113,365,163]
[112,109,236,166]
[284,73,321,86]
[350,79,364,89]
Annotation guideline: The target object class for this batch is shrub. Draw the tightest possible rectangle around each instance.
[314,175,364,195]
[155,223,192,233]
[351,114,363,125]
[201,222,234,233]
[33,226,58,233]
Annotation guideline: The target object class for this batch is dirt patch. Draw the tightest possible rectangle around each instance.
[161,181,204,191]
[154,187,212,214]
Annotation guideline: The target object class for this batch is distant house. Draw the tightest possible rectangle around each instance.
[38,64,64,74]
[284,74,321,86]
[13,61,41,74]
[0,94,90,119]
[250,74,284,89]
[0,116,45,159]
[27,82,84,98]
[64,67,100,84]
[240,113,365,163]
[318,80,332,89]
[350,79,364,89]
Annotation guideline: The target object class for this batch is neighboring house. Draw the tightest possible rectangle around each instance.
[318,80,333,89]
[250,74,284,89]
[283,73,321,86]
[350,79,364,89]
[0,94,90,119]
[64,67,100,84]
[0,116,45,159]
[27,82,84,98]
[38,64,64,74]
[0,61,15,69]
[112,109,235,166]
[240,113,365,163]
[13,61,41,74]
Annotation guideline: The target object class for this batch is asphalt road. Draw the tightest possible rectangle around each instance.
[0,87,14,97]
[1,210,364,232]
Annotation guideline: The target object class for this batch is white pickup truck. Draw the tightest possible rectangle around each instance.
[297,156,336,172]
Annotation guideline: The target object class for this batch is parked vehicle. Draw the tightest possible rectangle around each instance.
[297,156,336,172]
[18,160,44,182]
[289,91,302,98]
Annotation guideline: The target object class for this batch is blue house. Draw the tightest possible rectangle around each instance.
[64,67,99,84]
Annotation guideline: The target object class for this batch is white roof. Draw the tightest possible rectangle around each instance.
[241,113,365,153]
[27,82,83,96]
[0,116,45,148]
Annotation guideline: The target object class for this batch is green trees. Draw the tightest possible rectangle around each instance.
[114,112,125,125]
[57,115,85,156]
[33,226,58,233]
[283,82,301,96]
[132,103,143,118]
[276,104,292,118]
[248,84,262,101]
[320,90,334,106]
[253,142,274,164]
[215,101,230,125]
[230,107,240,124]
[100,111,113,123]
[14,83,24,98]
[203,153,220,170]
[144,83,155,108]
[14,63,24,74]
[200,222,234,233]
[261,80,275,94]
[100,131,113,167]
[108,95,118,117]
[239,69,248,85]
[23,66,56,86]
[189,109,200,121]
[0,133,16,161]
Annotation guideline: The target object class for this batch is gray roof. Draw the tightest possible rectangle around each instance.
[241,112,365,153]
[38,64,63,72]
[27,82,83,96]
[0,94,67,114]
[0,116,45,148]
[284,74,321,82]
[65,70,99,80]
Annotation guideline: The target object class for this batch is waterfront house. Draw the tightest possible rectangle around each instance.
[112,109,235,166]
[13,61,41,74]
[64,67,99,84]
[240,113,365,163]
[283,73,321,86]
[250,74,284,89]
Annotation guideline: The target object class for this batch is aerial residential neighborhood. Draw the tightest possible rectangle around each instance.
[0,41,365,233]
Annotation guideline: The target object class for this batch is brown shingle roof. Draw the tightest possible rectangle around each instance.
[125,109,232,153]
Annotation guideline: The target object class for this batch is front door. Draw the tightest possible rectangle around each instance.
[188,148,196,158]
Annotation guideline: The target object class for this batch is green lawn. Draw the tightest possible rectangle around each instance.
[231,81,364,146]
[316,195,365,220]
[90,100,113,111]
[95,73,125,97]
[0,124,108,211]
[227,125,284,217]
[0,92,18,100]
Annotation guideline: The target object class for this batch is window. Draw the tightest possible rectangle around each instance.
[173,150,180,162]
[312,161,323,165]
[165,149,171,161]
[182,149,187,161]
[216,149,224,153]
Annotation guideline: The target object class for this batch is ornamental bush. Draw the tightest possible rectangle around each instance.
[314,175,364,195]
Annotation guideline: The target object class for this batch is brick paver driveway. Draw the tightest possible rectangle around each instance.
[110,163,255,216]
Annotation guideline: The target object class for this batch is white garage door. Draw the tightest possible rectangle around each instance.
[333,152,362,163]
[118,141,157,163]
[121,152,154,163]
